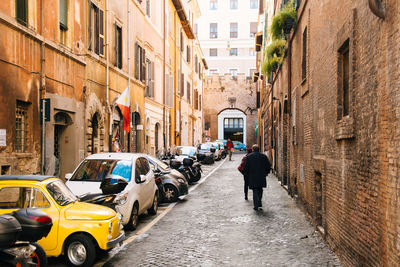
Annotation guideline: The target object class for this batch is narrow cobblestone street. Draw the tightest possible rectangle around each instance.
[104,153,341,266]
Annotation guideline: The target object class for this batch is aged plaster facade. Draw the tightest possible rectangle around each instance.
[0,0,207,176]
[257,0,400,266]
[0,0,86,179]
[203,73,257,146]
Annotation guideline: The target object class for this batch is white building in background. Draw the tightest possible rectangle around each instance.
[196,0,259,77]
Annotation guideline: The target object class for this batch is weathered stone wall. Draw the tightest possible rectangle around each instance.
[267,0,400,266]
[204,73,257,146]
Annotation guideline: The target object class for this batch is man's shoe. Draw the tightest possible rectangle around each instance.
[253,207,259,211]
[245,196,248,200]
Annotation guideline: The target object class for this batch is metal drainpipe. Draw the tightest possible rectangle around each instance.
[106,0,112,152]
[163,0,167,150]
[368,0,385,19]
[287,37,292,194]
[40,0,45,174]
[127,0,131,152]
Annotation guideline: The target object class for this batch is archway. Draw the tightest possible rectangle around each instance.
[112,107,124,152]
[54,111,73,179]
[218,109,246,144]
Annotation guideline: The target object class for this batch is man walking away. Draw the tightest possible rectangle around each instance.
[243,144,271,210]
[226,139,234,161]
[238,147,252,200]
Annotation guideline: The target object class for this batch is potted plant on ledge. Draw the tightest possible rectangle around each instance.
[270,1,297,40]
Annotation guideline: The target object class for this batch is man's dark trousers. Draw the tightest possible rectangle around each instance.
[252,187,263,208]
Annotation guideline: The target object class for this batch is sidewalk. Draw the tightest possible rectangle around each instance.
[104,153,341,266]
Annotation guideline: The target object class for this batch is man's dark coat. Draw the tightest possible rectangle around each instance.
[243,151,271,189]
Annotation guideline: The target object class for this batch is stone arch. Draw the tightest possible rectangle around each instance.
[86,93,106,155]
[217,108,247,144]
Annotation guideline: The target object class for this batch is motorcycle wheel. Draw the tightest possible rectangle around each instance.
[191,169,201,183]
[31,242,48,267]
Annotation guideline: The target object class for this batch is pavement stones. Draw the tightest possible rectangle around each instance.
[104,153,341,267]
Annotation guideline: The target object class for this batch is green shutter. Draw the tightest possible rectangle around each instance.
[59,0,68,30]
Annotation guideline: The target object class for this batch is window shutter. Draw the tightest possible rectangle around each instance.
[165,74,169,105]
[88,2,92,50]
[141,49,146,82]
[180,73,184,96]
[135,43,139,79]
[114,23,118,66]
[99,9,104,56]
[151,62,155,97]
[59,0,68,30]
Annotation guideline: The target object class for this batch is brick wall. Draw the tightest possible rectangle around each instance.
[266,0,400,266]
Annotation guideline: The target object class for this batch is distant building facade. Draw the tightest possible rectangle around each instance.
[198,0,259,144]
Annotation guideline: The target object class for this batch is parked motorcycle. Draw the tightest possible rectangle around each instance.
[0,208,52,267]
[183,158,202,184]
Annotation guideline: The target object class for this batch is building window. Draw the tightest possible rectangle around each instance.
[115,24,122,69]
[209,48,217,57]
[146,0,151,17]
[250,22,257,37]
[302,27,307,80]
[210,0,217,10]
[209,69,218,75]
[15,0,28,26]
[250,0,258,9]
[135,43,146,82]
[210,23,218,38]
[249,48,256,56]
[180,32,184,52]
[195,56,198,73]
[230,0,238,9]
[145,60,155,98]
[59,0,68,30]
[187,82,191,103]
[88,3,105,56]
[338,39,350,119]
[194,23,198,36]
[229,69,238,77]
[230,23,238,38]
[15,101,29,153]
[229,48,238,56]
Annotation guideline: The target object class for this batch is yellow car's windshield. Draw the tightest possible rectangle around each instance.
[46,180,77,206]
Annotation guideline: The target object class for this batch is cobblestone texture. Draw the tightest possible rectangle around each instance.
[105,154,341,266]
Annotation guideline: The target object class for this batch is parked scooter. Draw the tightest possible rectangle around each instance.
[182,158,202,184]
[0,208,52,267]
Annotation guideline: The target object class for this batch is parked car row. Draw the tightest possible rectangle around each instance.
[0,148,210,267]
[0,141,241,266]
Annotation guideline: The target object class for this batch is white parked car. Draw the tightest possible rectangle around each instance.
[65,153,158,230]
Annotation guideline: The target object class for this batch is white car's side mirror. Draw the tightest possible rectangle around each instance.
[140,174,147,183]
[65,173,72,180]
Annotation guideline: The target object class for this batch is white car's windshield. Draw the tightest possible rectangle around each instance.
[177,147,196,156]
[200,143,212,150]
[149,156,170,170]
[70,159,132,182]
[46,180,77,206]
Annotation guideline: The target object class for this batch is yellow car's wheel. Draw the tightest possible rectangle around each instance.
[65,234,96,267]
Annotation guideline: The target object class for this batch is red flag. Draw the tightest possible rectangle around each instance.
[116,87,130,132]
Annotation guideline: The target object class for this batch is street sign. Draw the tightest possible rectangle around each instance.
[40,98,51,122]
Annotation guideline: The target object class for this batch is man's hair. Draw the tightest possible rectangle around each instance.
[252,144,259,152]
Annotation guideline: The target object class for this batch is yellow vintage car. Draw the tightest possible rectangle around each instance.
[0,175,125,267]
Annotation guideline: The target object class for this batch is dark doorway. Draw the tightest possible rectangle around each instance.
[155,123,160,153]
[132,112,141,152]
[223,118,243,142]
[91,113,100,154]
